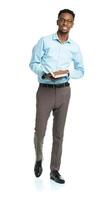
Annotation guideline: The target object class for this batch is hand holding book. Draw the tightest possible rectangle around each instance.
[50,69,69,78]
[42,69,69,80]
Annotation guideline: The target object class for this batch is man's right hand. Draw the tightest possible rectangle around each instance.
[45,73,56,80]
[42,73,55,80]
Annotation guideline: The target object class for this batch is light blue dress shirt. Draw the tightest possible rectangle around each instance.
[29,33,84,84]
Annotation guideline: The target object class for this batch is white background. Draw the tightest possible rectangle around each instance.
[0,0,112,199]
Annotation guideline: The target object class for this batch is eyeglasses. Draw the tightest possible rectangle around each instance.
[58,18,73,24]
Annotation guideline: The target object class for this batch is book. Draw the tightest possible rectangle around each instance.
[50,70,69,78]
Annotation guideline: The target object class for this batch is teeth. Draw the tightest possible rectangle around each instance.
[63,27,67,29]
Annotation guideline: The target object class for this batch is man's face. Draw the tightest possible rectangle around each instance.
[57,12,74,34]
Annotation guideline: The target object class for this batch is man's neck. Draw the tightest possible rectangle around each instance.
[57,31,69,43]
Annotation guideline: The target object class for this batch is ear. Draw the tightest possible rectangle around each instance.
[57,20,59,25]
[71,22,74,28]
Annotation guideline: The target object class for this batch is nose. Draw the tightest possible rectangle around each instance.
[63,20,67,25]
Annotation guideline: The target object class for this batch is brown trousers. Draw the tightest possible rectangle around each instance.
[34,84,71,171]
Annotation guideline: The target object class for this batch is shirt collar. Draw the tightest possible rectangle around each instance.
[52,33,72,44]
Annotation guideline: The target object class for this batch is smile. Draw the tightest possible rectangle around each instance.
[62,27,68,30]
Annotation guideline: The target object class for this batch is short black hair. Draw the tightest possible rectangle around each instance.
[58,9,75,20]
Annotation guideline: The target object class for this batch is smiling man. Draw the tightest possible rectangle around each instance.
[29,9,84,184]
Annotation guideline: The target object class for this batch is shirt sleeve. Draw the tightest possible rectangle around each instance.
[69,44,84,79]
[29,38,45,75]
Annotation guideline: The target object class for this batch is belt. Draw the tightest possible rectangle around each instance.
[40,82,70,88]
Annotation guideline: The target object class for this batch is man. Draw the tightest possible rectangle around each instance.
[29,9,84,184]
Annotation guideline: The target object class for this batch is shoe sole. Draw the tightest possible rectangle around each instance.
[50,176,65,184]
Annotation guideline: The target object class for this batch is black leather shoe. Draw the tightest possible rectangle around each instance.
[50,170,65,184]
[34,160,42,177]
